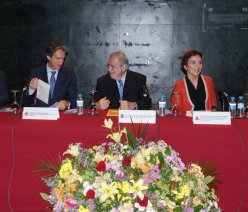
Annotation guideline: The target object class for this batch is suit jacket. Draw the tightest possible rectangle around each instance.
[170,75,217,111]
[0,71,9,107]
[95,70,152,109]
[23,65,77,108]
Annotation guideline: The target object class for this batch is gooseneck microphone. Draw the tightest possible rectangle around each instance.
[218,89,229,111]
[141,85,149,98]
[19,86,28,107]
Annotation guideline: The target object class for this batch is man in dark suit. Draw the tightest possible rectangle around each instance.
[0,71,9,107]
[94,51,151,110]
[23,42,77,110]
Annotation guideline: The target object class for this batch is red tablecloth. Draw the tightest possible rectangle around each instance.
[0,111,247,212]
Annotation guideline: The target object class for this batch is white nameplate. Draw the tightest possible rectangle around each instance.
[22,107,60,120]
[193,111,231,125]
[119,110,156,124]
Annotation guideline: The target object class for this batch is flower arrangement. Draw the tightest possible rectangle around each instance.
[40,119,221,212]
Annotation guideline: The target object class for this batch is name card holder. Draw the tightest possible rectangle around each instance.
[193,111,231,125]
[22,107,60,120]
[119,110,156,124]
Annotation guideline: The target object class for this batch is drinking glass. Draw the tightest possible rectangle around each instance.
[171,91,181,117]
[10,90,21,115]
[88,90,98,116]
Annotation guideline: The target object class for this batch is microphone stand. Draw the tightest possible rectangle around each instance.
[19,86,28,108]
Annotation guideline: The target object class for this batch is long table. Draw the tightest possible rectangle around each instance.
[0,111,247,211]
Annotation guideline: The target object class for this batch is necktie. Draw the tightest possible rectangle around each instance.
[118,80,123,100]
[50,71,56,98]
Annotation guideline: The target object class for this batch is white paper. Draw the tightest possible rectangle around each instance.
[22,107,59,120]
[50,102,60,108]
[119,110,156,124]
[36,79,50,104]
[193,111,231,125]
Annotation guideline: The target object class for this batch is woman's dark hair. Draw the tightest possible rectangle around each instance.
[181,50,202,74]
[44,42,68,62]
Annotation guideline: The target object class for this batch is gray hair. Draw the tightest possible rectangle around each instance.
[109,51,129,68]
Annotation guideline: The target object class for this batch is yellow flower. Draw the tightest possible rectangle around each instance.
[176,185,190,200]
[63,143,80,157]
[59,161,73,179]
[128,179,148,199]
[122,181,131,193]
[102,118,113,129]
[98,182,119,202]
[107,132,122,143]
[78,205,90,212]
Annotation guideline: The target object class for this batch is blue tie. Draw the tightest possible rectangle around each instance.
[50,71,56,98]
[118,80,123,100]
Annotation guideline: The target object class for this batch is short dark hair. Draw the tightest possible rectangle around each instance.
[44,42,68,62]
[181,50,202,74]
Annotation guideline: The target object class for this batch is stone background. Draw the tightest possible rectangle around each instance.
[0,0,247,107]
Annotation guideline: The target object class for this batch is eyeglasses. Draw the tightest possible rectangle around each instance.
[106,63,115,69]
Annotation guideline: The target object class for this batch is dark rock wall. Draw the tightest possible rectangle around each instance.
[0,0,247,106]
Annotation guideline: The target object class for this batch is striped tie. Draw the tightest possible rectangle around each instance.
[50,71,56,98]
[118,80,123,100]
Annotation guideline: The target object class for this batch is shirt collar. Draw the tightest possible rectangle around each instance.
[117,71,127,85]
[46,64,58,74]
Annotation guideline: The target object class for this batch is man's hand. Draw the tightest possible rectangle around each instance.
[119,100,137,110]
[29,78,39,90]
[56,100,69,110]
[95,97,110,110]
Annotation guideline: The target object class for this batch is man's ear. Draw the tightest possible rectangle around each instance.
[122,64,128,72]
[46,55,51,61]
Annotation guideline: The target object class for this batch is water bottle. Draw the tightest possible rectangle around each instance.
[229,96,236,118]
[76,94,84,116]
[158,95,166,116]
[237,96,244,118]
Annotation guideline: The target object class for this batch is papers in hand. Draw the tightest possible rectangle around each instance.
[36,79,50,104]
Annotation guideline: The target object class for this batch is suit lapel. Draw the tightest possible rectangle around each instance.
[50,68,64,100]
[123,71,132,99]
[42,66,49,83]
[109,77,119,100]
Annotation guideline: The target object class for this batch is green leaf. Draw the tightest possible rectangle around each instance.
[204,176,215,185]
[149,155,157,164]
[140,122,148,139]
[40,192,50,201]
[164,147,172,156]
[194,205,203,212]
[126,128,136,150]
[158,152,165,166]
[34,155,62,174]
[107,147,114,155]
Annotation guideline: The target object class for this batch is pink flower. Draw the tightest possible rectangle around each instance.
[66,198,77,207]
[115,169,124,179]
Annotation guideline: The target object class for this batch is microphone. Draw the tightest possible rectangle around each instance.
[218,90,228,99]
[19,86,28,107]
[218,90,229,111]
[141,85,149,98]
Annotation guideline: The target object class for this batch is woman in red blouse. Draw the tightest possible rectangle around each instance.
[171,50,217,112]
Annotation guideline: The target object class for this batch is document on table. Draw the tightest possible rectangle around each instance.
[36,79,50,104]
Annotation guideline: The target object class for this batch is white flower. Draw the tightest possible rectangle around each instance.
[102,118,113,129]
[63,143,80,157]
